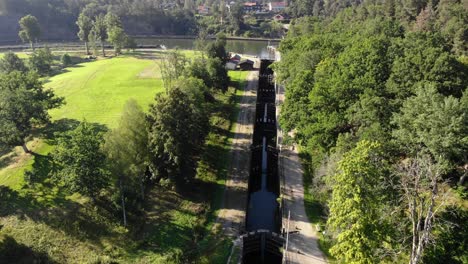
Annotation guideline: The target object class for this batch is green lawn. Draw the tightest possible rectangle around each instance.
[46,56,163,128]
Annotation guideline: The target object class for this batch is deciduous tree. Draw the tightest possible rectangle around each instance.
[0,71,63,153]
[76,12,93,55]
[52,121,109,199]
[18,15,41,50]
[92,14,107,56]
[0,52,27,73]
[327,140,387,263]
[103,100,149,226]
[147,83,208,185]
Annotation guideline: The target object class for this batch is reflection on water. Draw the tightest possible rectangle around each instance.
[135,38,278,58]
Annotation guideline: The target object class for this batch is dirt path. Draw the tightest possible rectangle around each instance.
[217,70,258,237]
[280,148,326,263]
[276,84,326,263]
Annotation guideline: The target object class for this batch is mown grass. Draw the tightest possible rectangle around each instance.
[0,51,250,263]
[46,56,163,128]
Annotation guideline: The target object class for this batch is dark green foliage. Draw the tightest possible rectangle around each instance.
[52,121,109,198]
[0,71,63,150]
[392,84,468,165]
[0,52,27,74]
[29,47,53,75]
[205,34,228,63]
[277,2,467,262]
[61,53,72,67]
[207,57,230,91]
[386,32,467,104]
[423,207,468,264]
[147,80,209,185]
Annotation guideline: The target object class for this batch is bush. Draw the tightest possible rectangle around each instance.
[29,47,53,75]
[61,53,72,67]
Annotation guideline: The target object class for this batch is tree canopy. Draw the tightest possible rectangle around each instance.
[0,71,63,152]
[18,14,41,50]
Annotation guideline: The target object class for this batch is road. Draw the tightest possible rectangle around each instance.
[277,83,326,264]
[217,70,258,237]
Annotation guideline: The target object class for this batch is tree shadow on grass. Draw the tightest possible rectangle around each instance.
[0,234,57,264]
[37,118,108,144]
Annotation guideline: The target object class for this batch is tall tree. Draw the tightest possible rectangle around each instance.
[92,14,107,57]
[52,121,109,199]
[105,12,122,29]
[76,12,93,55]
[159,50,187,93]
[395,155,449,264]
[0,52,27,74]
[103,100,149,226]
[147,83,208,185]
[18,15,41,50]
[392,84,468,166]
[0,71,63,153]
[107,26,127,55]
[327,140,387,263]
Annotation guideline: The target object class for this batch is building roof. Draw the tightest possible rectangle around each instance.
[231,54,241,61]
[239,59,254,65]
[244,2,261,6]
[270,1,287,7]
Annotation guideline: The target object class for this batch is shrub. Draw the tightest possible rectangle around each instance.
[61,53,72,67]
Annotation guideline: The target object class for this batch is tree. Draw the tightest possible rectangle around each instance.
[159,50,187,93]
[395,155,449,264]
[76,12,93,55]
[206,57,229,91]
[61,53,72,67]
[205,33,228,63]
[147,83,208,185]
[52,121,109,199]
[0,52,27,73]
[105,12,122,29]
[0,71,63,153]
[386,33,467,103]
[103,100,149,226]
[107,26,127,55]
[327,140,387,263]
[92,14,107,56]
[28,47,53,75]
[392,84,468,165]
[18,15,41,50]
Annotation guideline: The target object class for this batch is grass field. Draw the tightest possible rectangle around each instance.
[46,55,163,127]
[0,50,251,263]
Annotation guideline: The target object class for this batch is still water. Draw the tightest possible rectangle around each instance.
[136,38,279,58]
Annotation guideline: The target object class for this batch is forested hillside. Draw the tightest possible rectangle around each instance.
[0,0,198,41]
[276,0,467,263]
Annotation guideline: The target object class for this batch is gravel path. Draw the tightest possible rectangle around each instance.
[277,83,327,263]
[280,148,327,263]
[217,70,258,237]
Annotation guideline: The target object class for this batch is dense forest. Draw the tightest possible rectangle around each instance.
[0,0,198,41]
[276,0,467,263]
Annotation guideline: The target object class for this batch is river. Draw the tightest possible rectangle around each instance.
[135,38,279,58]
